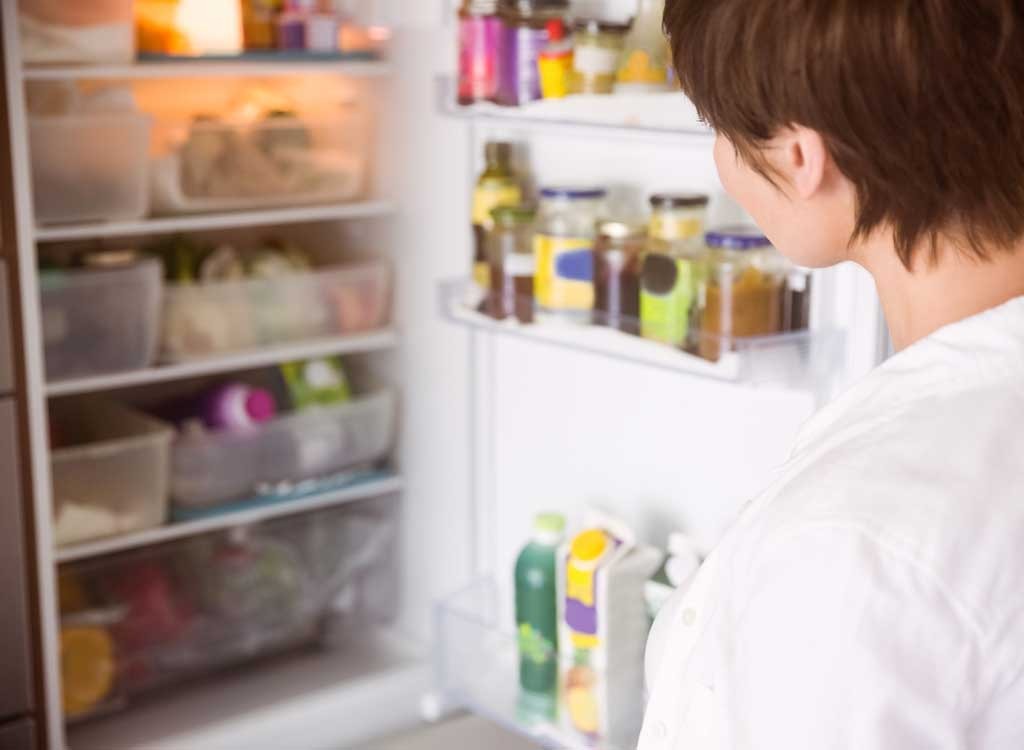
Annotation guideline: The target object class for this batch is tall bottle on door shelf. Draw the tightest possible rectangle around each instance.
[515,513,566,699]
[472,142,522,292]
[457,0,502,104]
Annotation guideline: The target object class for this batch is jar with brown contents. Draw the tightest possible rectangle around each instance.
[592,219,646,334]
[486,204,537,323]
[699,227,784,361]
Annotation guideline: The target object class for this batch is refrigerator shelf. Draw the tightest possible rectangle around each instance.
[436,578,640,750]
[22,59,391,82]
[438,76,714,141]
[46,328,398,397]
[440,278,844,390]
[34,199,396,243]
[55,471,403,564]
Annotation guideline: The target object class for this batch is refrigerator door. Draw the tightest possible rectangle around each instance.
[0,398,33,721]
[0,718,34,750]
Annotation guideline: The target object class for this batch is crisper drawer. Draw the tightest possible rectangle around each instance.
[29,112,151,225]
[40,259,163,382]
[50,399,173,548]
[58,500,398,723]
[149,108,369,215]
[161,261,391,362]
[171,389,396,510]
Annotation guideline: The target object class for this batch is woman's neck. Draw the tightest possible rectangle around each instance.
[851,233,1024,351]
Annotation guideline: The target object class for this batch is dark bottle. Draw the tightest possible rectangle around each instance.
[593,219,646,334]
[472,142,522,291]
[487,205,537,323]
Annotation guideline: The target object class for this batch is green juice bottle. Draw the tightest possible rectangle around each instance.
[515,513,566,695]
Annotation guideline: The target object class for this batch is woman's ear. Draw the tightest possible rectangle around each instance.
[781,126,829,200]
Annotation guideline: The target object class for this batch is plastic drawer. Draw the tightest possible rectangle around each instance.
[51,399,173,548]
[29,112,150,224]
[171,389,396,509]
[58,501,397,721]
[150,109,368,215]
[160,261,390,362]
[40,259,163,381]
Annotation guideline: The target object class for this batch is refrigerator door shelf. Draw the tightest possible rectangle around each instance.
[440,278,845,396]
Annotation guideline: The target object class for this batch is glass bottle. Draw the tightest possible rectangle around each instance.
[615,0,669,92]
[458,0,501,104]
[569,18,631,95]
[487,204,537,323]
[497,0,570,106]
[472,142,522,291]
[640,193,709,349]
[593,219,646,334]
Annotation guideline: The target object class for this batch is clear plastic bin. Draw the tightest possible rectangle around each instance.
[436,578,642,750]
[51,399,173,548]
[171,389,396,510]
[40,259,163,382]
[58,500,397,718]
[149,110,368,215]
[29,113,151,224]
[160,260,390,362]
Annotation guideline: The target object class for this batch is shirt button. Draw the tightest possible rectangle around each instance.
[651,720,668,740]
[682,608,697,626]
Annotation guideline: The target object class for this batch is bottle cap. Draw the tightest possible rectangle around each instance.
[545,18,565,41]
[649,193,710,209]
[534,512,566,536]
[705,225,773,250]
[596,218,647,241]
[244,389,277,423]
[540,186,607,200]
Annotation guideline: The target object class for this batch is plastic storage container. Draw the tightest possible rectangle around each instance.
[50,399,173,548]
[29,112,151,224]
[170,389,396,510]
[40,259,163,381]
[161,261,391,362]
[58,501,397,718]
[150,110,369,215]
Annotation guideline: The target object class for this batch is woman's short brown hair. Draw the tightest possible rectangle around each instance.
[665,0,1024,268]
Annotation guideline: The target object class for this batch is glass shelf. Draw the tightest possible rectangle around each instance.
[436,578,640,750]
[439,278,844,392]
[437,76,713,141]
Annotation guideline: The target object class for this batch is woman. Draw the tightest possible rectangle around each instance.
[642,1,1024,748]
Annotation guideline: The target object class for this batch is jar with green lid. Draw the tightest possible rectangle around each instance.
[533,186,607,318]
[486,204,537,323]
[640,193,710,349]
[569,19,631,95]
[593,219,646,333]
[698,226,786,362]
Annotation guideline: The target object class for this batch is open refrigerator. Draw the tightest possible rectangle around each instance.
[0,1,888,749]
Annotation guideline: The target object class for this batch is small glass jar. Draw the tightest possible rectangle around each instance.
[640,193,709,350]
[698,227,786,361]
[486,204,537,323]
[497,0,570,106]
[458,0,502,104]
[593,219,646,333]
[569,19,630,95]
[533,186,607,317]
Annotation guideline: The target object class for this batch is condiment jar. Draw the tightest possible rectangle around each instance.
[640,193,710,349]
[497,0,570,106]
[533,186,607,318]
[569,19,631,95]
[699,227,785,361]
[593,219,646,333]
[487,204,537,323]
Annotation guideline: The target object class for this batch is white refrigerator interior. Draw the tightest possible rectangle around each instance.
[0,1,886,748]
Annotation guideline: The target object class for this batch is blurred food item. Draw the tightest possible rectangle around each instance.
[615,0,669,92]
[61,622,116,718]
[108,563,193,651]
[280,357,352,410]
[134,0,191,55]
[20,0,134,65]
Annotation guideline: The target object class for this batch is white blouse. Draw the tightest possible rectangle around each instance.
[641,296,1024,749]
